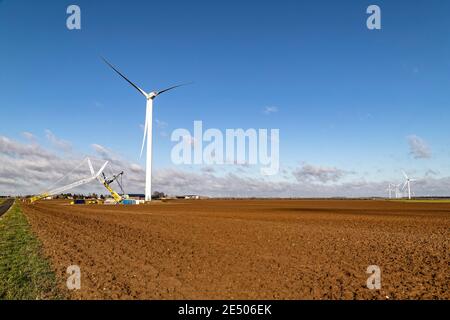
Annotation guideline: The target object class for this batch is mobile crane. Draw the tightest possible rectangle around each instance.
[88,160,125,204]
[30,159,108,203]
[99,171,125,203]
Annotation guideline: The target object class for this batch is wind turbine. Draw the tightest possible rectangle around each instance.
[402,171,417,200]
[102,57,189,201]
[394,183,402,199]
[386,184,394,199]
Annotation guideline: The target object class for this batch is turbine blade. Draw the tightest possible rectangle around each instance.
[156,82,192,96]
[402,170,408,179]
[87,158,95,177]
[140,109,149,158]
[402,181,408,190]
[95,161,109,178]
[101,57,148,98]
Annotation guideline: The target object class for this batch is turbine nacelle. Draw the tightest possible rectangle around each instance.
[147,92,158,100]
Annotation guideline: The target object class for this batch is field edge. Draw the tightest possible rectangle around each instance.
[0,200,66,300]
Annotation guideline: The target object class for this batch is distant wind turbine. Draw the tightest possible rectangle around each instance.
[394,183,402,199]
[102,57,190,201]
[386,184,394,199]
[402,171,417,200]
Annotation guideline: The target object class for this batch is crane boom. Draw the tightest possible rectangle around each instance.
[30,159,108,203]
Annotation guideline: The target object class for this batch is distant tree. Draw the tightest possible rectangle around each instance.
[152,191,166,199]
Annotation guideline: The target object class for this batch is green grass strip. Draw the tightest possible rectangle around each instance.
[390,199,450,203]
[0,201,64,300]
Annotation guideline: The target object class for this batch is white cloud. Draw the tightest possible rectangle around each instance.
[0,136,52,159]
[292,163,349,184]
[263,106,278,115]
[155,119,168,129]
[140,120,168,137]
[22,131,36,141]
[45,129,72,152]
[155,119,168,137]
[407,135,431,159]
[94,101,104,108]
[91,143,115,161]
[0,136,146,196]
[425,169,439,177]
[1,134,450,198]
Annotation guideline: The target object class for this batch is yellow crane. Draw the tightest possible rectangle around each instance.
[99,171,124,203]
[88,159,124,203]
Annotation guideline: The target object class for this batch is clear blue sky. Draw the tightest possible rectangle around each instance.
[1,0,450,189]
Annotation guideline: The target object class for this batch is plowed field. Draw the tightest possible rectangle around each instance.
[22,200,449,299]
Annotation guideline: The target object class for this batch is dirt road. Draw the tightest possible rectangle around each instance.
[22,200,449,299]
[0,199,14,218]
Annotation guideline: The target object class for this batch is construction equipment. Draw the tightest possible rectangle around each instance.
[88,159,124,204]
[30,159,108,203]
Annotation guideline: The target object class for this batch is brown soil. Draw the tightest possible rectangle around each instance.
[22,199,449,300]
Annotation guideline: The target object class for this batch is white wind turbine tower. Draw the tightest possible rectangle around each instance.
[394,183,402,199]
[402,171,417,200]
[386,184,394,199]
[102,58,189,201]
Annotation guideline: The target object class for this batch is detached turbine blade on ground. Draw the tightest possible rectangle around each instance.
[101,57,148,98]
